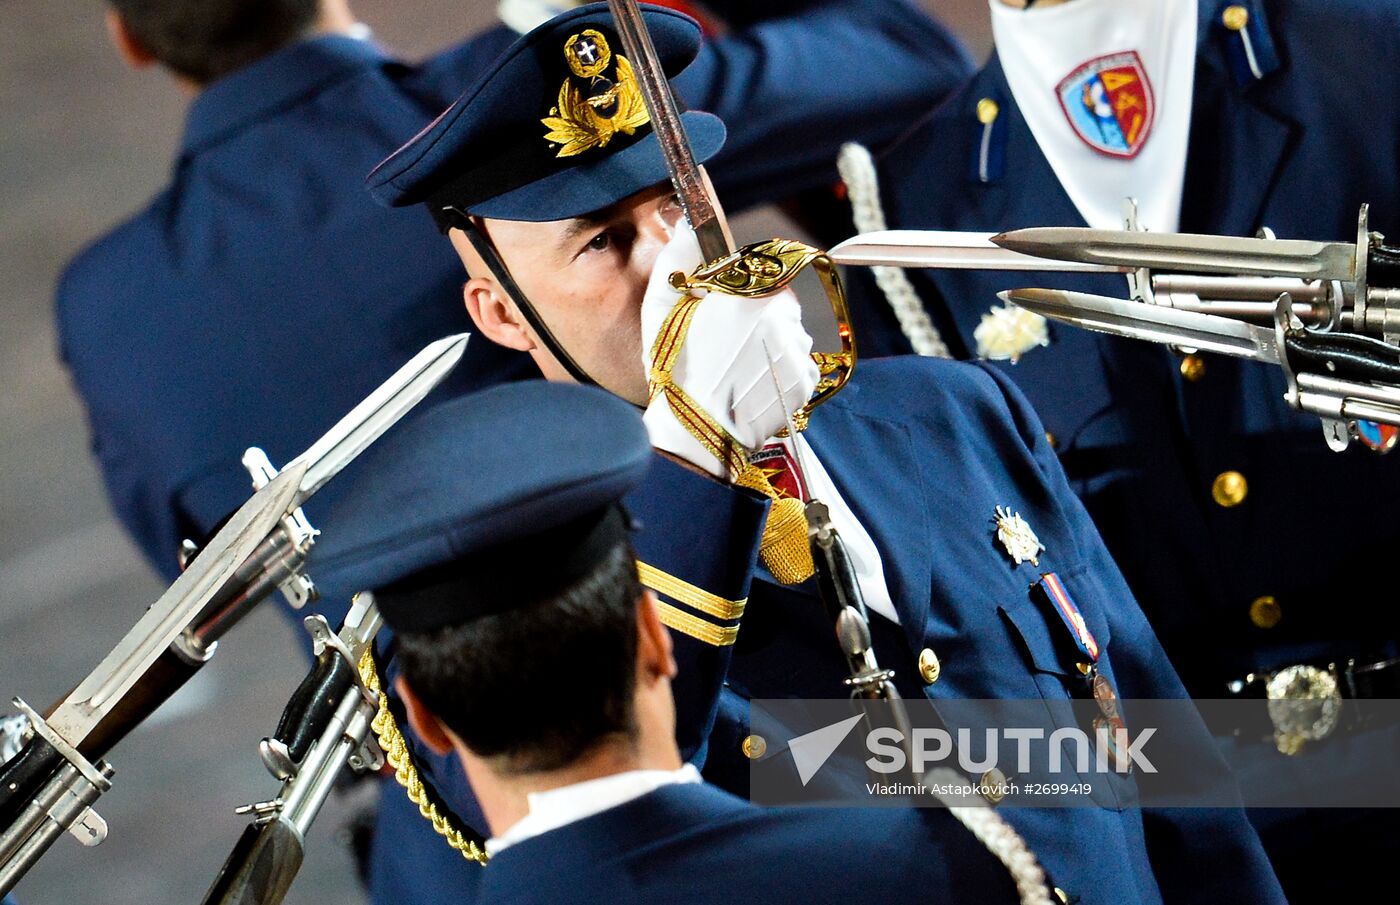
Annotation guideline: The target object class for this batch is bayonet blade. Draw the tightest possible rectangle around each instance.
[49,463,306,743]
[994,227,1358,281]
[45,333,469,747]
[827,230,1128,273]
[999,289,1281,365]
[287,333,469,504]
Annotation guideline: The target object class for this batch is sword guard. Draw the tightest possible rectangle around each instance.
[670,239,856,422]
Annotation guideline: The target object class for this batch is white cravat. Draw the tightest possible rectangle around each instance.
[785,434,899,625]
[486,764,701,855]
[991,0,1198,232]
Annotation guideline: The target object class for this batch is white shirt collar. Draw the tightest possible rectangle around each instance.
[485,763,702,855]
[990,0,1198,232]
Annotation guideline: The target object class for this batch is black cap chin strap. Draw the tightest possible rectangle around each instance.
[448,207,598,387]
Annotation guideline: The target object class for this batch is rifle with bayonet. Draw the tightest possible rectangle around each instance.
[0,333,468,895]
[830,203,1400,452]
[201,593,384,905]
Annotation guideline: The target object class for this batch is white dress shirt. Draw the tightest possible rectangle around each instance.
[486,763,702,855]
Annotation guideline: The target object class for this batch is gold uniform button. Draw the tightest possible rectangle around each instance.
[742,735,767,759]
[918,648,942,685]
[981,768,1008,804]
[977,98,1000,125]
[1179,353,1206,382]
[1250,596,1282,629]
[1212,470,1248,507]
[1223,4,1249,31]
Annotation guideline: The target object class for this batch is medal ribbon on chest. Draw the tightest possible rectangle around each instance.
[1038,572,1100,662]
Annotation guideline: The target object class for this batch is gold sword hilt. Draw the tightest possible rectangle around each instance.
[670,238,856,426]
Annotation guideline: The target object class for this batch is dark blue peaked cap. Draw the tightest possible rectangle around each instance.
[366,2,725,223]
[310,381,651,633]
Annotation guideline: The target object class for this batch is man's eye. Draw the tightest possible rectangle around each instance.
[586,233,612,252]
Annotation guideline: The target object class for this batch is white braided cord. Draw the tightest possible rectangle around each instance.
[836,142,951,358]
[923,767,1056,905]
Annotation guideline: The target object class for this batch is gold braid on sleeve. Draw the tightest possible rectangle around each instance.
[358,648,490,865]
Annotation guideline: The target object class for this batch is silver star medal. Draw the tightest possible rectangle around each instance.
[994,505,1045,566]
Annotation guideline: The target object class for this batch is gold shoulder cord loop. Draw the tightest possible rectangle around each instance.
[358,648,490,865]
[650,239,856,585]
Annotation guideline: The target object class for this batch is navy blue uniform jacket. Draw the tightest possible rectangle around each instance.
[839,0,1400,697]
[56,0,971,588]
[475,782,1020,905]
[384,358,1285,905]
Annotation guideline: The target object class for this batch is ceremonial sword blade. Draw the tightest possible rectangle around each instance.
[287,333,469,504]
[760,340,813,498]
[46,333,470,747]
[49,463,306,744]
[826,230,1129,273]
[605,0,730,262]
[994,227,1359,281]
[999,289,1281,365]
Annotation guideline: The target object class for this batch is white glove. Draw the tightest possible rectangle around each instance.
[641,223,820,478]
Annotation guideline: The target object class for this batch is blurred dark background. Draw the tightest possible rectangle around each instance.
[0,2,990,902]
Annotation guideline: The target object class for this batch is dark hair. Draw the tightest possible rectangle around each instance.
[109,0,320,84]
[394,543,643,775]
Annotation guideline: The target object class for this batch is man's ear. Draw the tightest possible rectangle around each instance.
[636,590,678,683]
[394,676,457,756]
[462,277,537,353]
[105,9,158,69]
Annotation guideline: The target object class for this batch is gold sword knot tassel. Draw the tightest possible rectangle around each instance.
[733,467,815,584]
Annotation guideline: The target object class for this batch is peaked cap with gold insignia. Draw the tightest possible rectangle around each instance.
[366,2,726,225]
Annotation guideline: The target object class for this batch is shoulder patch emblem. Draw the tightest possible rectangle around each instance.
[1056,50,1155,159]
[1356,420,1399,453]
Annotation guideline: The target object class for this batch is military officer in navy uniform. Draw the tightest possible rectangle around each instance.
[308,379,1031,905]
[55,0,971,898]
[829,1,1400,897]
[357,6,1286,902]
[56,0,970,592]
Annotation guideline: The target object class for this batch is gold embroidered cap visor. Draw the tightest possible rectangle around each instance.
[365,3,726,225]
